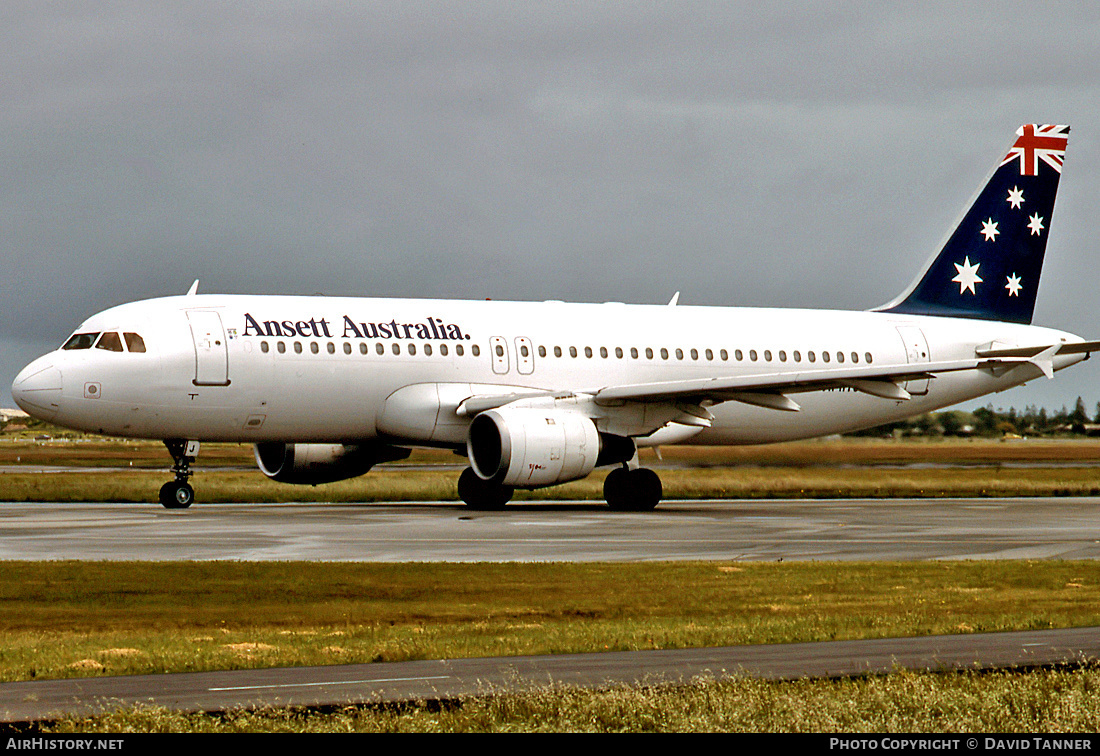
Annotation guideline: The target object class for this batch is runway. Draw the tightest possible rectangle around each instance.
[1,497,1099,561]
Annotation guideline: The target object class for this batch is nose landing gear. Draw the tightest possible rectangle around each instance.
[160,440,199,509]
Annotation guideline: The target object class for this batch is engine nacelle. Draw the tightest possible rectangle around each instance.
[467,408,633,488]
[254,442,410,485]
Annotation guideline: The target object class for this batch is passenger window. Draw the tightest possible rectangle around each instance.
[675,348,684,360]
[425,344,433,356]
[630,347,639,359]
[570,347,578,358]
[690,349,698,360]
[344,343,353,354]
[310,342,319,354]
[261,341,270,353]
[456,344,465,356]
[645,348,654,359]
[660,348,669,360]
[294,342,303,354]
[123,333,146,353]
[720,349,728,361]
[376,343,384,355]
[95,332,124,352]
[327,342,336,354]
[472,345,480,357]
[554,346,563,358]
[441,344,449,356]
[63,333,99,350]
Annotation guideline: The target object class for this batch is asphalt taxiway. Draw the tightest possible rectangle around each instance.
[2,626,1098,723]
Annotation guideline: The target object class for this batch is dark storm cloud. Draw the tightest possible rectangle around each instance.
[3,2,1100,409]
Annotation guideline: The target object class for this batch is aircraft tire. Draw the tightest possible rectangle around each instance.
[605,467,662,511]
[603,467,632,510]
[159,481,195,509]
[631,468,663,511]
[458,467,513,511]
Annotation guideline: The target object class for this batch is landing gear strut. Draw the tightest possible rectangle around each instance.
[603,465,663,511]
[160,440,199,509]
[458,467,514,511]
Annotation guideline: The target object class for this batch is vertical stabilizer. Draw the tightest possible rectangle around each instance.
[877,124,1068,324]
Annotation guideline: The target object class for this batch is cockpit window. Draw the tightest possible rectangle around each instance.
[123,333,146,353]
[95,332,124,352]
[62,333,100,350]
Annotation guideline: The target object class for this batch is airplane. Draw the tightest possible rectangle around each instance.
[11,124,1099,511]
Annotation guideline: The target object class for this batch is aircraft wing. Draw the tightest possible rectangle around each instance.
[594,340,1100,410]
[455,341,1100,417]
[591,358,984,410]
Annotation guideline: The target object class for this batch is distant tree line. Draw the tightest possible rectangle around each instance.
[847,397,1100,438]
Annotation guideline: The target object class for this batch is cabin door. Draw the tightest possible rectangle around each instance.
[187,310,230,386]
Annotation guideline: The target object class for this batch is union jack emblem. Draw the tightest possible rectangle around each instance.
[1001,124,1069,176]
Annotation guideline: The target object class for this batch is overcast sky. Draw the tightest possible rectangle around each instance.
[4,2,1100,414]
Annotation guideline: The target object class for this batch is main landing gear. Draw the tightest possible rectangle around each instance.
[603,465,663,511]
[457,467,514,511]
[159,440,199,509]
[456,464,664,511]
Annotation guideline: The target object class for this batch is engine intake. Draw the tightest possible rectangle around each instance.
[467,408,634,488]
[254,443,410,485]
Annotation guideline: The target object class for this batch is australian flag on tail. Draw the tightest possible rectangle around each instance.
[878,124,1069,325]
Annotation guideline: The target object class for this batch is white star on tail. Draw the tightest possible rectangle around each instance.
[952,256,982,295]
[1028,213,1045,236]
[981,218,999,241]
[1007,186,1025,208]
[1005,273,1022,297]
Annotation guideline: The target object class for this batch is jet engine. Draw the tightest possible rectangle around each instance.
[254,442,410,485]
[466,408,634,488]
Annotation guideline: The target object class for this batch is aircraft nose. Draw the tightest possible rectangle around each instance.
[11,357,63,421]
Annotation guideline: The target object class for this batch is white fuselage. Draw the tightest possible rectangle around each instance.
[12,294,1086,447]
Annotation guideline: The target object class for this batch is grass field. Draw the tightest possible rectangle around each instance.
[3,560,1099,683]
[3,560,1099,732]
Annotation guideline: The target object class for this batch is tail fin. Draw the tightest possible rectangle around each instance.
[877,124,1069,324]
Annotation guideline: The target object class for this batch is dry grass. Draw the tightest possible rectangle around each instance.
[33,665,1100,733]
